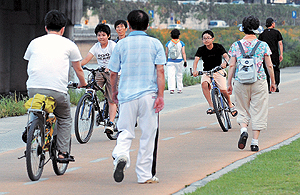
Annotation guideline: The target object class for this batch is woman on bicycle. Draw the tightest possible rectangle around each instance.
[192,30,237,117]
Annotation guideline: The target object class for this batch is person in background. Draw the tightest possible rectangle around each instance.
[227,15,276,152]
[23,10,87,162]
[258,17,283,93]
[108,10,166,184]
[193,30,237,117]
[114,20,128,43]
[165,29,187,94]
[81,24,117,134]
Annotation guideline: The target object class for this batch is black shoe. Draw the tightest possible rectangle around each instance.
[57,152,75,163]
[238,132,248,150]
[275,87,279,92]
[22,123,32,143]
[113,155,127,183]
[251,145,259,152]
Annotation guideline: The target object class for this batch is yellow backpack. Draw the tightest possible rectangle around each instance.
[24,93,57,113]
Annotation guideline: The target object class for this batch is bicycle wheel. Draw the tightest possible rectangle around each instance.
[221,94,232,130]
[26,118,45,181]
[51,135,70,175]
[211,88,230,132]
[75,93,95,144]
[106,105,119,140]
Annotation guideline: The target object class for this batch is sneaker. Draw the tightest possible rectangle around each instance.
[177,90,182,94]
[238,132,248,150]
[104,121,114,134]
[251,145,259,152]
[139,176,159,184]
[113,155,127,182]
[275,87,279,92]
[170,90,174,94]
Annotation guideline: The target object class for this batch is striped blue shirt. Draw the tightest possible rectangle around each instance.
[108,31,166,104]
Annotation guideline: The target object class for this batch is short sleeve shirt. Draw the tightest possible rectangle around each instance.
[24,34,82,94]
[228,39,272,81]
[165,40,185,63]
[89,40,116,68]
[108,31,166,104]
[195,43,227,71]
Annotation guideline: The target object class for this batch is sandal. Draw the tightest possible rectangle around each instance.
[57,151,75,163]
[206,107,215,115]
[229,106,238,117]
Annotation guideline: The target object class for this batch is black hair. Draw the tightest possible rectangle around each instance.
[94,23,111,37]
[170,29,180,39]
[242,15,260,35]
[114,20,128,29]
[202,30,214,38]
[44,10,67,31]
[127,10,149,30]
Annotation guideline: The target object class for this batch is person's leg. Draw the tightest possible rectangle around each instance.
[274,64,280,91]
[167,63,176,93]
[135,93,159,183]
[263,62,270,92]
[112,100,138,169]
[201,82,213,107]
[28,88,72,157]
[249,80,268,151]
[176,61,184,92]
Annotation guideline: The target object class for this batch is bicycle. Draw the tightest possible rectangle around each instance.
[19,107,71,181]
[191,66,232,132]
[68,66,119,143]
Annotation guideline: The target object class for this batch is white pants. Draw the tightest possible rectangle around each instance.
[167,61,183,91]
[112,93,159,183]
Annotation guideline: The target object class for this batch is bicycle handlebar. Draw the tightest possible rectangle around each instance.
[190,66,224,77]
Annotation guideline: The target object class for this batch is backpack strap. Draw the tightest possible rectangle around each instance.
[237,41,246,57]
[249,41,261,57]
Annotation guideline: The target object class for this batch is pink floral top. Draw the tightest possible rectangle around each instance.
[228,38,272,80]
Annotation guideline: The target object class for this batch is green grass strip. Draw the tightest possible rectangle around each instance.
[188,138,300,195]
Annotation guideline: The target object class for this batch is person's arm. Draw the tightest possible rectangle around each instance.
[81,53,94,66]
[192,56,200,77]
[181,46,187,67]
[165,47,169,59]
[264,55,277,92]
[154,64,165,113]
[72,61,87,88]
[222,53,230,68]
[279,40,283,62]
[227,57,236,95]
[110,71,119,104]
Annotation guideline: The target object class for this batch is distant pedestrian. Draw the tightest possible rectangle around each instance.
[114,20,128,42]
[258,17,283,93]
[165,29,187,94]
[108,10,166,183]
[227,15,276,152]
[193,30,237,117]
[80,23,117,134]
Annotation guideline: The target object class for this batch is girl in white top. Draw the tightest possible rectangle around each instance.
[81,24,117,133]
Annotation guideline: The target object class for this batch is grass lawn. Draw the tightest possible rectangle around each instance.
[188,137,300,195]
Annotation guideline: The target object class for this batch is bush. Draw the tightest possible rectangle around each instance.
[0,93,28,118]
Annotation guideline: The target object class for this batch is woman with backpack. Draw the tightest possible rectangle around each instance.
[165,29,187,94]
[227,15,276,152]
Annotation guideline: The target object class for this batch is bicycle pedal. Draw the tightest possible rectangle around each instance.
[18,151,26,159]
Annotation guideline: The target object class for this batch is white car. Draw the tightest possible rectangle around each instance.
[167,24,185,29]
[208,20,229,28]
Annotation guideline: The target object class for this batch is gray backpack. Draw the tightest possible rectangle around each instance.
[237,41,262,84]
[169,41,180,59]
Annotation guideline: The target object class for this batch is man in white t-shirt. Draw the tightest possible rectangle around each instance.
[81,24,117,133]
[24,10,87,162]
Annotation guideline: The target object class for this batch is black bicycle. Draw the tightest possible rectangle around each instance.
[19,108,71,181]
[191,66,232,132]
[69,66,119,143]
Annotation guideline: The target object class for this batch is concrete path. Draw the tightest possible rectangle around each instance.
[0,66,300,195]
